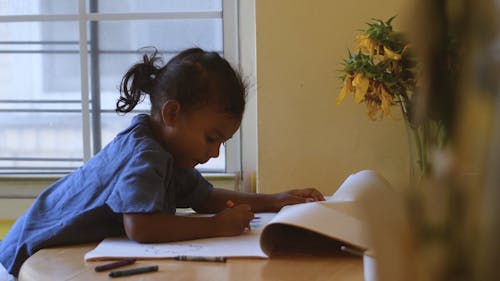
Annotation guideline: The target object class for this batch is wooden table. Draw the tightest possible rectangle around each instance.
[18,243,364,281]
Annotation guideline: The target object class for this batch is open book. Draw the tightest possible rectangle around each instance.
[84,170,391,261]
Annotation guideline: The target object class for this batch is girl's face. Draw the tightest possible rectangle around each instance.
[161,103,241,169]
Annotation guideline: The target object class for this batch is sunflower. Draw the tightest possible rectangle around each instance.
[337,17,416,121]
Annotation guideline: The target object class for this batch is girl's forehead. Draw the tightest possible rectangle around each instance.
[187,105,241,129]
[189,103,239,119]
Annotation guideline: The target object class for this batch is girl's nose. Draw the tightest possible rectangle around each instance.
[208,143,220,159]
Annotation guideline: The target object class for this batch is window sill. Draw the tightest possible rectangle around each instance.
[0,173,238,219]
[0,172,238,199]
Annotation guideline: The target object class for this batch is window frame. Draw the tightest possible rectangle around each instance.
[0,0,241,194]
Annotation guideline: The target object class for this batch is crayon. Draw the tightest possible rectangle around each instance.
[94,259,136,272]
[109,265,159,278]
[175,256,227,262]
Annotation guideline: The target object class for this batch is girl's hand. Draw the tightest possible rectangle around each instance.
[271,188,325,211]
[213,204,254,236]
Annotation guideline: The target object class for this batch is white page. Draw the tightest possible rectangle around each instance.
[330,170,392,202]
[84,213,275,261]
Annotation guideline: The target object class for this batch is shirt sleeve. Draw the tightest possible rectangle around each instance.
[173,168,214,209]
[106,147,172,214]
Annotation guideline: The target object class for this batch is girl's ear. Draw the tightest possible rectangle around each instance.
[161,100,181,126]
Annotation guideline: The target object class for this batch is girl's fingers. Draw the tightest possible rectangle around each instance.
[292,188,325,201]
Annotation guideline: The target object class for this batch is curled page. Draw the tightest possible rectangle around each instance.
[329,170,393,202]
[259,170,391,257]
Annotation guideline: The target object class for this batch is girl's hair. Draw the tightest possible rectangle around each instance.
[116,47,247,119]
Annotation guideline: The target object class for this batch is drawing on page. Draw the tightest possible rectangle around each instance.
[142,243,204,256]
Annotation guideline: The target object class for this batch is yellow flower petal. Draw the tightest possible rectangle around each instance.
[336,82,349,105]
[356,34,377,56]
[352,73,369,103]
[402,44,411,54]
[383,46,401,60]
[355,34,370,50]
[356,34,369,41]
[345,75,354,92]
[380,85,393,118]
[366,102,378,120]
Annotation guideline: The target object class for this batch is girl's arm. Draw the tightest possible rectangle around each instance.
[123,203,254,243]
[123,187,324,243]
[194,187,325,214]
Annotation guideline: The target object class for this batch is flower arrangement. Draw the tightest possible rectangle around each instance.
[336,16,416,121]
[336,17,447,182]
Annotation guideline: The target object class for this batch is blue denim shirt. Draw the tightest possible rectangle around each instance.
[0,114,213,276]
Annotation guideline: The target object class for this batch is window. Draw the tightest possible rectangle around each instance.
[0,0,241,176]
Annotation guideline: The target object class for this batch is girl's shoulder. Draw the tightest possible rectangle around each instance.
[99,114,166,159]
[112,114,157,146]
[83,114,171,177]
[116,114,151,137]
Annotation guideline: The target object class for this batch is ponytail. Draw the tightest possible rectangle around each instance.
[116,48,163,113]
[116,47,246,118]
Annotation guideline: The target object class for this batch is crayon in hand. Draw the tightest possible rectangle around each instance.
[225,200,253,230]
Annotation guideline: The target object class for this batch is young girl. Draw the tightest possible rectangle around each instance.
[0,48,324,278]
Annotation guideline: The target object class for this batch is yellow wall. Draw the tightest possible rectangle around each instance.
[253,0,413,195]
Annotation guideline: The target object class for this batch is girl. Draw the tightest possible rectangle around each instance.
[0,48,324,277]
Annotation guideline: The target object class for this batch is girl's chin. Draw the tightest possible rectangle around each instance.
[176,160,198,169]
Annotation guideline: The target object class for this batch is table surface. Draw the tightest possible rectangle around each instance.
[18,243,364,281]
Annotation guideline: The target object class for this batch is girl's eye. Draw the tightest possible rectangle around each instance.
[206,136,217,143]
